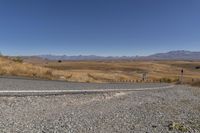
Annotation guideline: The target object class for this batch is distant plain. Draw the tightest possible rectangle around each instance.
[0,56,199,86]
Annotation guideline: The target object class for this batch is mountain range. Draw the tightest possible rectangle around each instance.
[30,50,200,60]
[138,50,200,60]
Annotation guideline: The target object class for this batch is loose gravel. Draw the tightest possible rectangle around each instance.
[0,85,199,133]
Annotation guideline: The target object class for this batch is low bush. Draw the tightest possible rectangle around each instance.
[190,81,200,87]
[45,70,53,78]
[168,122,188,132]
[159,78,173,83]
[12,57,23,63]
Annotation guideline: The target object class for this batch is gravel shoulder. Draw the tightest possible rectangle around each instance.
[0,85,199,133]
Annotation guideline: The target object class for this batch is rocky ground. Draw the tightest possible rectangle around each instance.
[0,85,199,133]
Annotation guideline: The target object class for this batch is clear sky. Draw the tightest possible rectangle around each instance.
[0,0,200,56]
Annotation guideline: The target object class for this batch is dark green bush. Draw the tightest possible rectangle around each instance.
[160,78,173,83]
[12,57,23,63]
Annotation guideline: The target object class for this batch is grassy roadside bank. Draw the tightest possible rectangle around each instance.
[0,56,200,85]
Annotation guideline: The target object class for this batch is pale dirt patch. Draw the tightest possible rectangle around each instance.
[62,92,129,106]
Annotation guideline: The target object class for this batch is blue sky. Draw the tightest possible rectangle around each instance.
[0,0,200,56]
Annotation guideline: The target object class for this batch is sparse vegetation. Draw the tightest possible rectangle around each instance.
[0,56,200,84]
[168,122,189,132]
[58,60,62,63]
[12,57,23,63]
[160,78,172,83]
[0,56,68,80]
[196,66,200,69]
[159,78,179,83]
[190,81,200,87]
[45,70,53,79]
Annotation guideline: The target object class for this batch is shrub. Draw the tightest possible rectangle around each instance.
[58,60,62,63]
[0,68,7,75]
[32,73,37,77]
[12,57,23,63]
[191,81,200,87]
[195,66,200,69]
[172,78,179,82]
[65,74,72,79]
[88,73,97,80]
[168,122,188,132]
[45,70,53,77]
[160,78,172,83]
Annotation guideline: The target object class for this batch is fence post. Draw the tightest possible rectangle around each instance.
[179,69,184,84]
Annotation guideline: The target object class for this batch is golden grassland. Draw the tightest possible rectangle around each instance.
[0,56,72,80]
[1,56,200,86]
[43,60,200,83]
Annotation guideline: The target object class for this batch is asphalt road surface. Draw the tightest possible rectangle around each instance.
[0,77,199,132]
[0,77,173,96]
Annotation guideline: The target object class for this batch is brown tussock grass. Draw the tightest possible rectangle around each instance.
[0,57,71,80]
[1,56,200,84]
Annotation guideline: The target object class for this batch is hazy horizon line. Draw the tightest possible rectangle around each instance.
[3,49,199,57]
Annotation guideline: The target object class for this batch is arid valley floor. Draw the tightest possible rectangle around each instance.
[0,56,199,132]
[1,56,200,86]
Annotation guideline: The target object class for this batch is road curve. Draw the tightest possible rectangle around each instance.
[0,77,174,96]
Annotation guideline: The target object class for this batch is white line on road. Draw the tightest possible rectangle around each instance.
[0,85,175,96]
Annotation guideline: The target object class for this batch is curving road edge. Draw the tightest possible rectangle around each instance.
[0,85,175,96]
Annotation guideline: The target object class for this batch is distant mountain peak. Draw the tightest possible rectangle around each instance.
[35,50,200,60]
[146,50,200,60]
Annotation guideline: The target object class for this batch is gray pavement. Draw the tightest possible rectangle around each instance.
[0,85,199,132]
[0,77,173,96]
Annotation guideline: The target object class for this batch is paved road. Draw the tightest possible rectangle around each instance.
[0,85,199,132]
[0,77,199,132]
[0,77,174,96]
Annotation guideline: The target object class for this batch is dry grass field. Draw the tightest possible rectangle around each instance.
[43,60,200,84]
[1,56,200,85]
[0,56,72,80]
